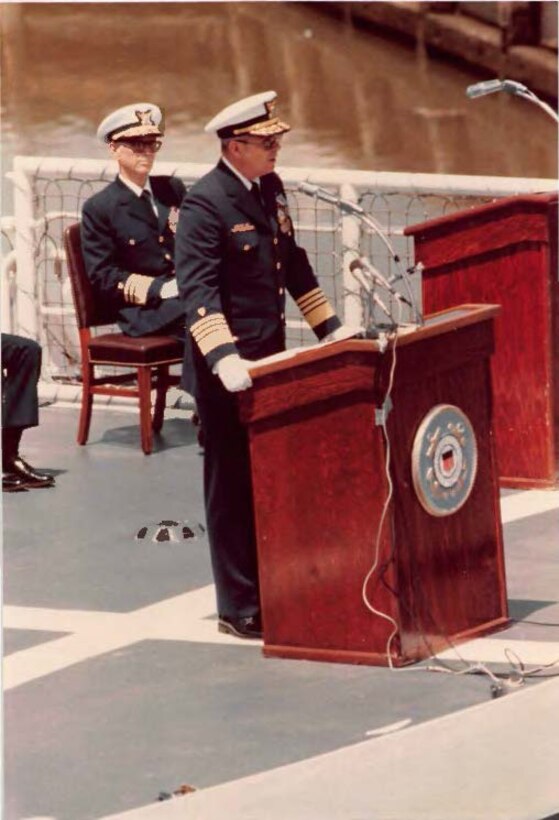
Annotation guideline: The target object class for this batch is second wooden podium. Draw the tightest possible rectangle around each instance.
[405,193,558,488]
[238,306,508,667]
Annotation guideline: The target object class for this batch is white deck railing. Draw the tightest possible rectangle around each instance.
[2,155,556,405]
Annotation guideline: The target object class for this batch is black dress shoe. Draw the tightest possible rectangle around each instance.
[2,473,29,493]
[218,614,263,639]
[8,456,55,488]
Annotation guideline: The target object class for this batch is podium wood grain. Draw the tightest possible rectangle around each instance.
[239,306,508,666]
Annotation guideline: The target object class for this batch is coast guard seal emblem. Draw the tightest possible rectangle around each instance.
[411,404,478,517]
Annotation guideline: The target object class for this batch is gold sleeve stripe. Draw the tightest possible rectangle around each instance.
[191,314,229,337]
[190,313,235,356]
[303,302,336,329]
[296,287,322,312]
[297,290,327,314]
[296,288,336,329]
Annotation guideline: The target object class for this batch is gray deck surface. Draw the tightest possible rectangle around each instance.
[3,404,559,820]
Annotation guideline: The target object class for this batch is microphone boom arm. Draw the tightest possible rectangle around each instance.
[357,212,421,324]
[298,182,423,326]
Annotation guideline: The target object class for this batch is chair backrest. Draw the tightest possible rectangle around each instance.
[64,222,113,329]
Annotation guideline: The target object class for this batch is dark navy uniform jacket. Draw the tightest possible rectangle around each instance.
[175,160,341,397]
[81,175,186,336]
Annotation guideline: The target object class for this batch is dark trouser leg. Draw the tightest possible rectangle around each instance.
[152,324,204,443]
[2,334,42,465]
[2,427,23,470]
[196,384,259,620]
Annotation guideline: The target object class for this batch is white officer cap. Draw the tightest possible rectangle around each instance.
[204,91,290,139]
[97,102,164,143]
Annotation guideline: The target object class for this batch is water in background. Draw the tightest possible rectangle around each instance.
[1,1,557,212]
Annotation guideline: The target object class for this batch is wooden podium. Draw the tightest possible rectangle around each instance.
[405,193,558,488]
[238,306,508,667]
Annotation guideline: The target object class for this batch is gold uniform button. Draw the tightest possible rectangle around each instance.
[159,236,165,244]
[273,237,279,245]
[276,262,281,270]
[280,313,285,321]
[278,287,284,295]
[128,238,136,246]
[243,244,251,252]
[164,253,172,261]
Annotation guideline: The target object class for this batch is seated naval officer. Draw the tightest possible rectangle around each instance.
[81,103,186,337]
[175,90,360,639]
[2,333,55,492]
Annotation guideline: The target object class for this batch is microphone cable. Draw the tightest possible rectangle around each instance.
[354,297,550,690]
[360,298,403,669]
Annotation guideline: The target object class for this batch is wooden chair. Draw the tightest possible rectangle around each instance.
[63,222,184,454]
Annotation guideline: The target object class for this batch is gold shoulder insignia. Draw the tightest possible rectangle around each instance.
[231,222,256,233]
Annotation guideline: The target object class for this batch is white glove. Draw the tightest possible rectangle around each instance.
[160,279,179,300]
[323,324,365,343]
[214,354,253,392]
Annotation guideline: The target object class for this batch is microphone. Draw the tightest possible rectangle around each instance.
[298,181,338,205]
[466,78,558,125]
[370,291,392,321]
[298,182,365,215]
[466,79,529,98]
[349,258,412,308]
[466,79,503,98]
[347,259,393,321]
[300,182,423,325]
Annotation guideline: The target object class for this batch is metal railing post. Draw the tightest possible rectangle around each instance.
[12,157,39,342]
[1,218,17,332]
[340,182,363,327]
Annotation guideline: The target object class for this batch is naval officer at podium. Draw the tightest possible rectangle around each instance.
[175,91,357,639]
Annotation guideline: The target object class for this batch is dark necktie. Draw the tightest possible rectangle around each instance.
[141,188,156,216]
[250,182,264,209]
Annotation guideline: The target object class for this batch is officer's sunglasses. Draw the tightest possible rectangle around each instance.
[113,139,163,154]
[234,135,283,151]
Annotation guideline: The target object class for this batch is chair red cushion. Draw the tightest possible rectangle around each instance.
[88,333,184,365]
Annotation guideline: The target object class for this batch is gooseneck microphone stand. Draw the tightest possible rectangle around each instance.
[466,79,559,125]
[298,182,423,330]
